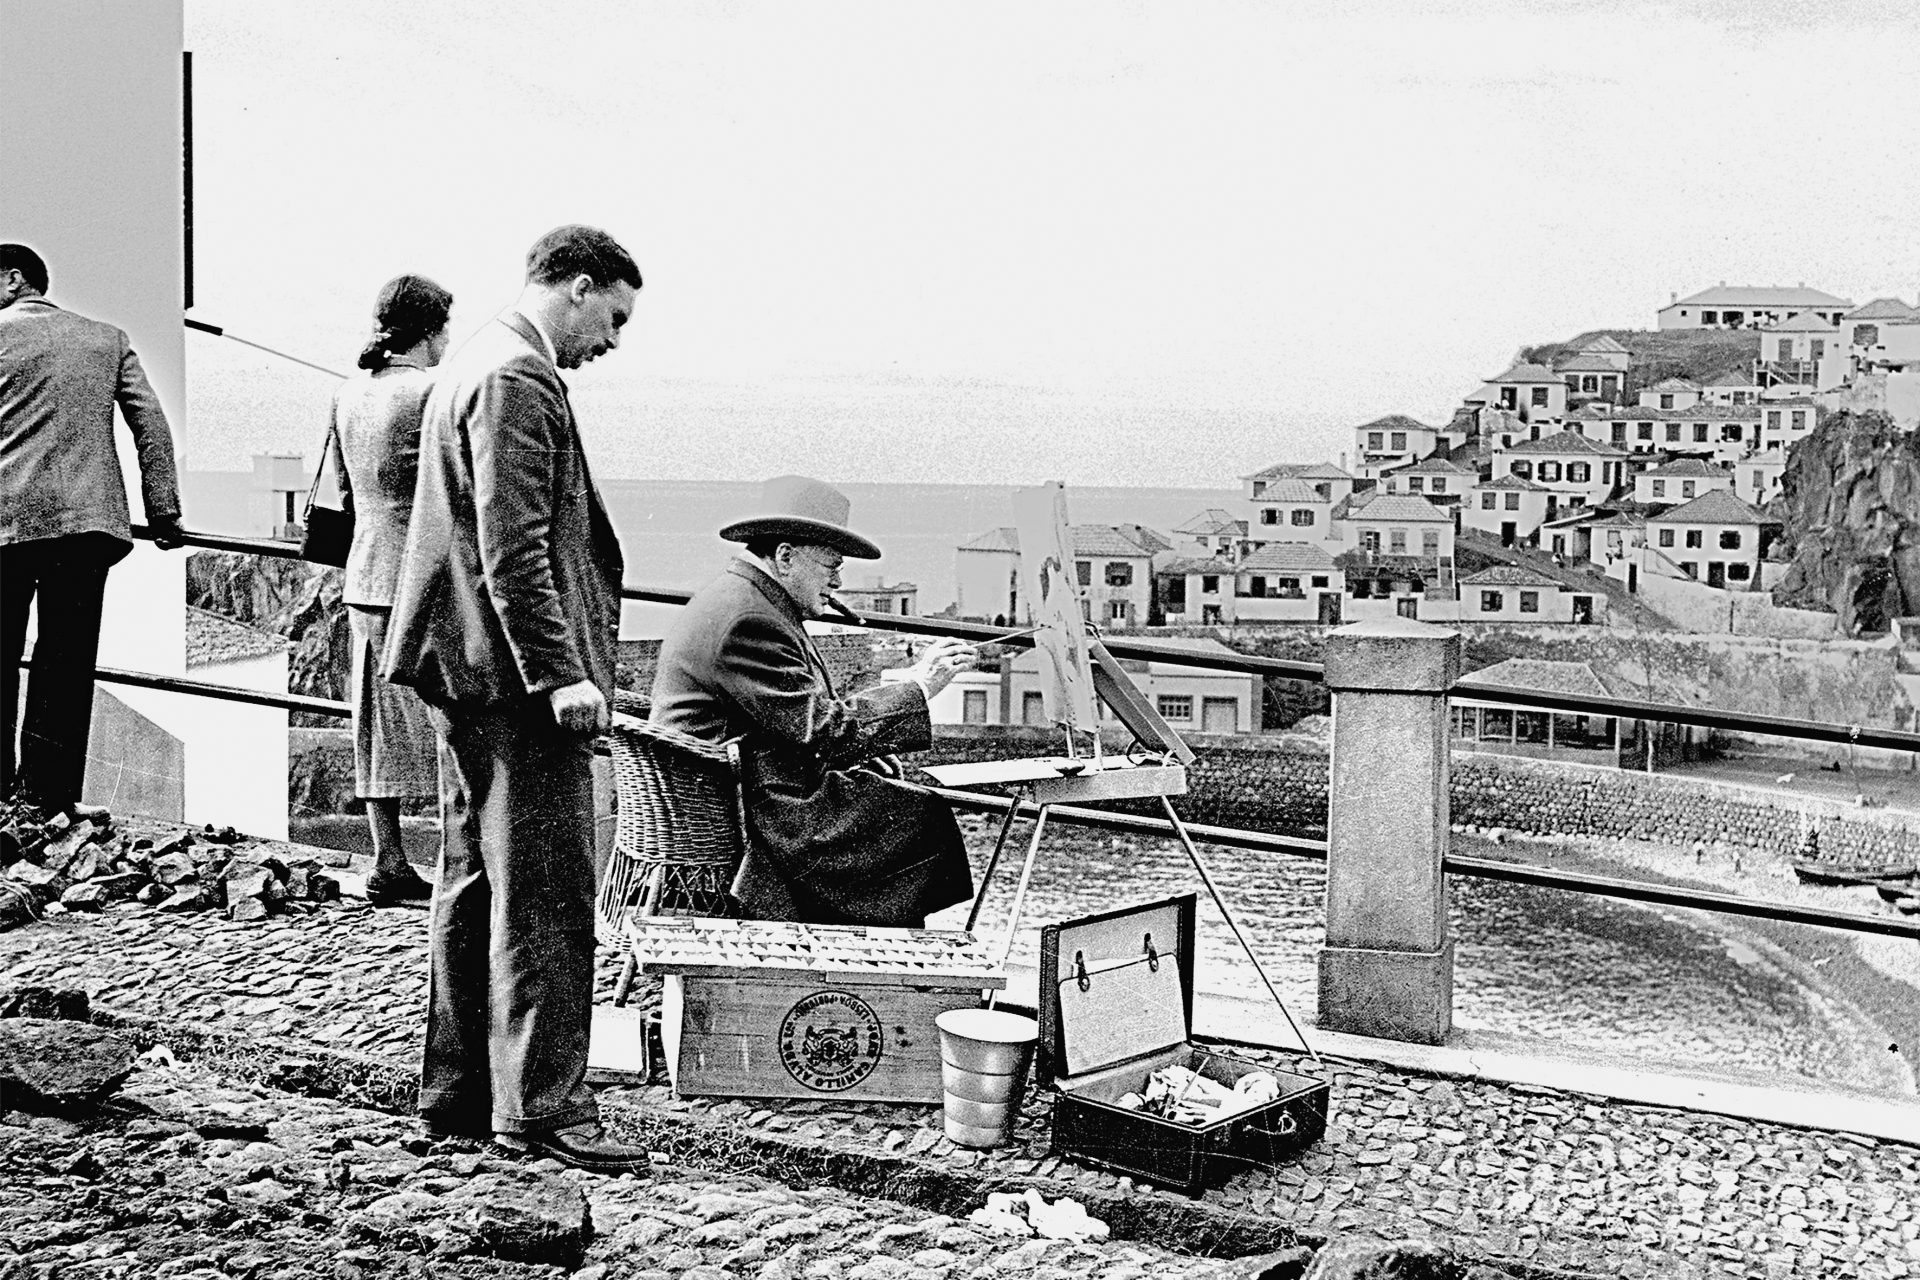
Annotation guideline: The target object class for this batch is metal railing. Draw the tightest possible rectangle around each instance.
[16,520,1906,945]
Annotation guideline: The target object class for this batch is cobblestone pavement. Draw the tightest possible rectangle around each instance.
[5,828,1920,1279]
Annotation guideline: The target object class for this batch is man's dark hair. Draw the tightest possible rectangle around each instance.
[525,225,641,291]
[0,243,49,294]
[742,536,789,561]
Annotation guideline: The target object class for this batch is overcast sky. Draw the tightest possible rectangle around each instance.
[181,0,1920,485]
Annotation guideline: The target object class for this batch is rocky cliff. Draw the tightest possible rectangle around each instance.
[186,552,350,721]
[1770,410,1920,635]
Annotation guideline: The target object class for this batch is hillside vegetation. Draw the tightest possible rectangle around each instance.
[1523,328,1760,391]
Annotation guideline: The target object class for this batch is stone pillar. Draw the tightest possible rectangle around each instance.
[1318,617,1459,1044]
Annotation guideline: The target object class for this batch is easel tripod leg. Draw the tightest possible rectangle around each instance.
[965,791,1027,933]
[988,803,1051,1011]
[1159,796,1322,1067]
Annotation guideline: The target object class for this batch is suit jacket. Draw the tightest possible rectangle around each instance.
[650,558,973,927]
[329,362,433,608]
[0,298,180,551]
[383,313,624,711]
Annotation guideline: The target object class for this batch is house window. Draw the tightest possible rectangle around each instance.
[1775,338,1795,361]
[1504,493,1520,510]
[1666,424,1681,442]
[1434,478,1450,493]
[1792,410,1808,429]
[1659,393,1675,409]
[1166,577,1186,610]
[1638,423,1654,440]
[963,690,989,724]
[1728,563,1751,581]
[1021,691,1046,725]
[1722,423,1742,441]
[1367,432,1383,449]
[1767,410,1782,429]
[1277,576,1301,597]
[1251,481,1267,498]
[1681,562,1698,578]
[1681,481,1695,499]
[1261,509,1278,524]
[1611,423,1627,443]
[1685,530,1703,549]
[1537,461,1561,482]
[1658,529,1675,547]
[1390,432,1407,450]
[1311,575,1329,588]
[1531,387,1549,407]
[1289,508,1315,527]
[1109,600,1128,622]
[1422,530,1440,556]
[1362,530,1381,553]
[1480,591,1504,612]
[1651,480,1666,498]
[1752,470,1763,491]
[1584,376,1601,394]
[1389,530,1407,554]
[1076,561,1091,586]
[1105,562,1133,586]
[1409,477,1424,492]
[1480,493,1497,510]
[1509,460,1532,479]
[1719,530,1741,550]
[1567,462,1590,483]
[1519,591,1540,613]
[1702,311,1718,324]
[1248,576,1266,597]
[1157,695,1193,722]
[1693,424,1708,442]
[1201,575,1219,593]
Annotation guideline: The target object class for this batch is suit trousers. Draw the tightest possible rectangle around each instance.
[1,534,121,811]
[420,699,601,1136]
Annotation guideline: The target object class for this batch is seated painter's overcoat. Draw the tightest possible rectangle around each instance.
[649,558,973,927]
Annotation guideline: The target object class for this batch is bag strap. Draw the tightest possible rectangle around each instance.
[303,409,342,519]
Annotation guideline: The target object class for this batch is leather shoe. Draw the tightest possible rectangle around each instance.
[494,1122,651,1173]
[365,866,434,908]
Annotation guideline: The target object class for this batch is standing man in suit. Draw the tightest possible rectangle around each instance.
[651,475,977,928]
[383,225,644,1172]
[0,243,185,819]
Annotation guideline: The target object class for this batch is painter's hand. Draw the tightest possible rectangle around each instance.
[549,680,610,734]
[908,637,976,699]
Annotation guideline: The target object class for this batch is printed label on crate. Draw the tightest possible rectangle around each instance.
[778,990,884,1091]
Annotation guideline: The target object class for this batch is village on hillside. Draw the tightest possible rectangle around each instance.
[929,286,1920,757]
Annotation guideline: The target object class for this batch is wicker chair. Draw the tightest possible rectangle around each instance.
[597,715,750,1005]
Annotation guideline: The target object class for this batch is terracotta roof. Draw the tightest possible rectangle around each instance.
[1245,460,1353,482]
[1761,311,1840,334]
[1670,286,1853,310]
[1577,335,1630,354]
[185,606,288,667]
[1644,377,1701,392]
[1475,474,1549,492]
[956,525,1162,557]
[1700,375,1757,389]
[1845,297,1920,322]
[958,527,1020,553]
[1355,415,1437,435]
[1159,555,1237,576]
[1257,478,1332,503]
[1642,458,1726,478]
[1462,658,1613,700]
[1554,354,1622,374]
[1487,362,1560,384]
[1460,565,1565,588]
[1645,489,1768,525]
[1589,512,1648,529]
[1239,542,1338,573]
[1400,456,1478,476]
[1174,509,1246,536]
[1341,493,1451,524]
[1501,430,1629,458]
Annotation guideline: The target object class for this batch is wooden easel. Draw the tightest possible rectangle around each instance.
[923,637,1322,1065]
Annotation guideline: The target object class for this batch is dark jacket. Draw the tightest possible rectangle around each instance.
[0,297,180,552]
[650,559,973,927]
[383,313,623,711]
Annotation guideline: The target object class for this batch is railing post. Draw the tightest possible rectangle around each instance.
[1319,617,1459,1044]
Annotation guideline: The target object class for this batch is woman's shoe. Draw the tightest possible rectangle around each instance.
[364,865,434,908]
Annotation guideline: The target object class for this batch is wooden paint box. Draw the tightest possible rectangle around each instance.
[1038,894,1330,1196]
[631,916,1005,1103]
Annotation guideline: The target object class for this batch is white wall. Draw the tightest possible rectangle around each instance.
[183,652,290,839]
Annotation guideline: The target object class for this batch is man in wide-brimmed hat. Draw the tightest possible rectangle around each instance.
[651,475,976,927]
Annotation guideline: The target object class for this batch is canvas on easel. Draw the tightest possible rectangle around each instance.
[1010,481,1097,734]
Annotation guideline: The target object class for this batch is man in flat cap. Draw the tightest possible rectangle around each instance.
[651,475,976,927]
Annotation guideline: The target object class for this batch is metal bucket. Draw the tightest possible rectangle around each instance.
[935,1008,1037,1149]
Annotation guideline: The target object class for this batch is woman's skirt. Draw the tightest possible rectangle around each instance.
[349,605,440,799]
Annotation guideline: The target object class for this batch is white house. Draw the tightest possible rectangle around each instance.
[1494,430,1627,510]
[1644,489,1771,590]
[1157,554,1237,625]
[1637,378,1702,411]
[1230,542,1344,625]
[1633,457,1732,506]
[1462,474,1553,545]
[1173,509,1247,557]
[1844,298,1920,371]
[1468,361,1567,420]
[1247,476,1337,544]
[1556,353,1625,405]
[839,577,917,617]
[1658,285,1853,331]
[1568,405,1759,461]
[1380,456,1477,507]
[1757,400,1819,453]
[1757,311,1845,390]
[1351,416,1440,481]
[927,640,1261,735]
[953,524,1166,627]
[1571,334,1631,372]
[1245,461,1354,505]
[1735,451,1786,508]
[1701,377,1760,407]
[1587,512,1647,586]
[1452,659,1622,767]
[1335,491,1455,563]
[1457,566,1601,625]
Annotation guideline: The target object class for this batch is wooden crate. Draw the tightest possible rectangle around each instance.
[631,917,1006,1103]
[1038,894,1330,1196]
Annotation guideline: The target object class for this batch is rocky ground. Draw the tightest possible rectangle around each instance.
[4,817,1920,1278]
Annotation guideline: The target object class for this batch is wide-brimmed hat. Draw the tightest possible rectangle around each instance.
[719,475,882,560]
